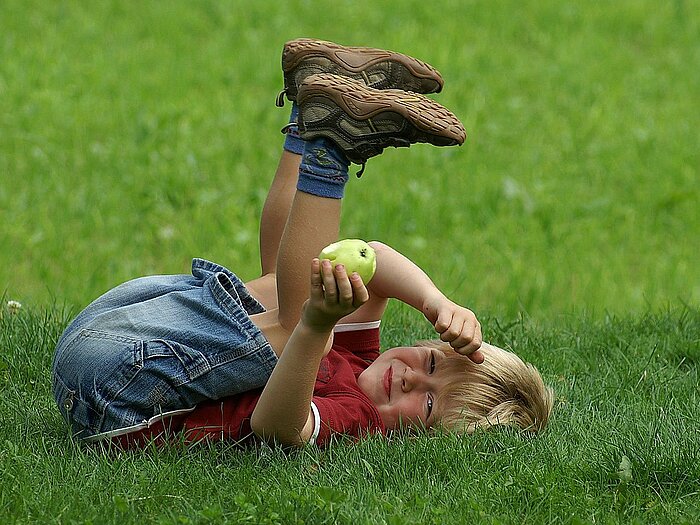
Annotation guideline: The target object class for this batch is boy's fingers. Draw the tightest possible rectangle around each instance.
[333,264,354,305]
[449,332,473,350]
[349,272,370,307]
[452,327,483,361]
[309,259,324,297]
[468,349,485,364]
[320,259,337,300]
[434,310,453,335]
[438,316,466,345]
[449,319,481,350]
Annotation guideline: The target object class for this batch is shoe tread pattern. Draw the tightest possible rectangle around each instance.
[299,73,465,145]
[282,38,443,87]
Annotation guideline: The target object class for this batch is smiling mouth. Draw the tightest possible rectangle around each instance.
[383,365,392,400]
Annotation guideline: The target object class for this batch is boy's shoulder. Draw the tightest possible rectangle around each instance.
[312,323,385,444]
[332,321,381,359]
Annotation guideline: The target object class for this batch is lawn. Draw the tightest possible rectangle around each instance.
[1,1,699,523]
[2,304,699,524]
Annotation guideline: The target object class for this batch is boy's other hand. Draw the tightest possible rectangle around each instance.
[302,258,370,333]
[423,295,484,363]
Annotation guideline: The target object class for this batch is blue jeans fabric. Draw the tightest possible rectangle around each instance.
[52,258,278,440]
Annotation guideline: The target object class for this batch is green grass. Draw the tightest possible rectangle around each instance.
[2,0,698,318]
[2,303,699,524]
[1,0,699,523]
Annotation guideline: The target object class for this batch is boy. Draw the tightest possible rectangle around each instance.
[52,39,553,448]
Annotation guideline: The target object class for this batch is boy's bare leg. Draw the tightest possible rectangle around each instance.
[247,151,300,310]
[248,181,341,357]
[276,190,341,330]
[259,150,302,276]
[247,104,305,310]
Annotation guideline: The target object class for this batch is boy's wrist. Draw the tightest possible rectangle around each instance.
[297,317,334,335]
[293,318,334,356]
[300,301,340,334]
[421,289,448,320]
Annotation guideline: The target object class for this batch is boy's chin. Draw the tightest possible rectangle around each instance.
[385,422,425,435]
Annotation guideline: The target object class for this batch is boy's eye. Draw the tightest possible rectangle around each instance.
[429,352,436,374]
[427,395,434,419]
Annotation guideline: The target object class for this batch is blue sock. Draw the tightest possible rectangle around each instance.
[297,137,350,199]
[282,103,305,155]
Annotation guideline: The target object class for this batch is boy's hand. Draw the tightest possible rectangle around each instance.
[423,294,484,363]
[301,258,370,333]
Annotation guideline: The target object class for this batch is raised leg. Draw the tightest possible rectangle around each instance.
[274,136,349,330]
[246,104,305,309]
[258,150,302,276]
[275,190,341,330]
[252,39,465,336]
[248,136,347,353]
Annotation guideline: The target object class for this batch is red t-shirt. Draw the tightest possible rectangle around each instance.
[109,326,385,448]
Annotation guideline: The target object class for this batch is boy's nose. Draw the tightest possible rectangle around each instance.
[401,368,425,392]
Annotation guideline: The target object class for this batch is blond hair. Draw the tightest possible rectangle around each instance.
[417,341,554,434]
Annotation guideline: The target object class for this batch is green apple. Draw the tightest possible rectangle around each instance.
[318,239,377,284]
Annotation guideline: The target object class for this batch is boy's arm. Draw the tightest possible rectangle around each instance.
[363,241,484,363]
[250,322,327,445]
[251,259,369,446]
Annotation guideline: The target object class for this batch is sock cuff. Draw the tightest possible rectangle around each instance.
[283,132,305,155]
[296,137,350,199]
[297,170,347,199]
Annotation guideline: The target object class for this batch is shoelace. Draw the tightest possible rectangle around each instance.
[278,89,371,178]
[281,120,366,177]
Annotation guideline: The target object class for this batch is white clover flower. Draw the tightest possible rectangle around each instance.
[158,225,175,240]
[6,300,22,314]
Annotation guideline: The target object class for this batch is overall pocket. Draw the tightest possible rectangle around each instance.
[134,338,275,408]
[52,371,103,438]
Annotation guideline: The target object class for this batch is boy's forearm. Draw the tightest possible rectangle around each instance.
[250,321,331,446]
[368,241,483,361]
[367,241,444,313]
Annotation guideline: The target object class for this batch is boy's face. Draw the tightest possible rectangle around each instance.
[357,346,452,431]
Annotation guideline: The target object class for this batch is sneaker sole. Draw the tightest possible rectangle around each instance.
[298,73,466,147]
[282,38,444,98]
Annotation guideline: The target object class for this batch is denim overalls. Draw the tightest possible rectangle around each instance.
[52,259,278,441]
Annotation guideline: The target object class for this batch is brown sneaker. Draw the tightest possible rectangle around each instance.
[277,38,444,107]
[297,73,465,166]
